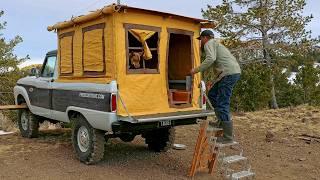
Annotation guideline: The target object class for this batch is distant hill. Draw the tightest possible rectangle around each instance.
[19,64,42,76]
[20,64,42,72]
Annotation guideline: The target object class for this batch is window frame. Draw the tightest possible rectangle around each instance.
[82,23,106,76]
[124,23,161,74]
[40,55,57,78]
[59,31,74,76]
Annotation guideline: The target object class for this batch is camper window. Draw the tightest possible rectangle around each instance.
[124,24,161,74]
[82,23,105,75]
[59,31,74,76]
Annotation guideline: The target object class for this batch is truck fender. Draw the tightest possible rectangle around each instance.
[14,85,33,111]
[66,106,116,131]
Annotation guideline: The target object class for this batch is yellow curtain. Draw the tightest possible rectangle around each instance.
[60,36,73,74]
[129,29,156,60]
[83,29,104,72]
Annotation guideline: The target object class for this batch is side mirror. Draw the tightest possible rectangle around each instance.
[30,67,40,77]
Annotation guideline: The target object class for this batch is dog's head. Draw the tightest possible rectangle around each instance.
[129,51,143,68]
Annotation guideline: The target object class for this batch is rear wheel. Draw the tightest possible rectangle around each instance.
[144,127,175,152]
[119,133,136,142]
[17,109,39,138]
[71,115,105,165]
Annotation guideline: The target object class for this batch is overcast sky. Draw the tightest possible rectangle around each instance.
[2,0,320,67]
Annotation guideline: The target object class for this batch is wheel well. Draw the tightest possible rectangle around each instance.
[17,94,26,105]
[68,110,82,120]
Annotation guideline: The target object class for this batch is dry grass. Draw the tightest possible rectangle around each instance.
[0,112,16,132]
[235,105,320,137]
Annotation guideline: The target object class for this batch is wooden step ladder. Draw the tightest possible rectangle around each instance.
[188,120,222,177]
[188,120,255,179]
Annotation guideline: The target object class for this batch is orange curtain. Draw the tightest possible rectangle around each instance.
[60,36,73,74]
[129,29,155,60]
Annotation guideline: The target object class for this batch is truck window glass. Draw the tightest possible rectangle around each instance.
[41,56,56,78]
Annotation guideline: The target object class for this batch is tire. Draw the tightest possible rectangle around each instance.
[119,133,136,142]
[71,115,105,165]
[145,127,175,152]
[17,109,39,138]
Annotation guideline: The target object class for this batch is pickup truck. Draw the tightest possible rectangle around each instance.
[14,4,215,164]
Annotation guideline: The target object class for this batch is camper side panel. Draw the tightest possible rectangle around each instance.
[114,11,202,116]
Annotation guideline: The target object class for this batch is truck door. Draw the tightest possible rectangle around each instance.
[33,55,56,119]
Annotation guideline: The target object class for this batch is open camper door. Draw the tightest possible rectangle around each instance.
[166,28,195,108]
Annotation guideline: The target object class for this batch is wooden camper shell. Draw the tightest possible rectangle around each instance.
[48,4,214,116]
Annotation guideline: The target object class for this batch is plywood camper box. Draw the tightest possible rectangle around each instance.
[48,4,214,117]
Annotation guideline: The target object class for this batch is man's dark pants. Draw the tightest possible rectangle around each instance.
[208,73,240,123]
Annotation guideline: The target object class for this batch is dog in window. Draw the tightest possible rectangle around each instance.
[129,51,143,69]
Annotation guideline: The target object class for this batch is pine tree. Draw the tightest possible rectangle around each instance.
[0,10,28,103]
[202,0,318,108]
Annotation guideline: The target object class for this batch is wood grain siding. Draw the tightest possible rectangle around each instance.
[51,90,111,112]
[17,84,111,112]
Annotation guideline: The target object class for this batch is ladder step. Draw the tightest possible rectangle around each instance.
[207,127,223,132]
[223,155,247,164]
[216,141,239,148]
[230,170,255,179]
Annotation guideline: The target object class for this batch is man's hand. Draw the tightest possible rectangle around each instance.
[190,68,196,75]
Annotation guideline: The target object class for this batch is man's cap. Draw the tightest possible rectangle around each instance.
[197,30,214,40]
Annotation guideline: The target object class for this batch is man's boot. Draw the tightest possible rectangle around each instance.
[217,121,234,143]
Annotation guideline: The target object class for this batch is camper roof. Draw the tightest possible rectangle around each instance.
[123,5,210,23]
[47,4,214,31]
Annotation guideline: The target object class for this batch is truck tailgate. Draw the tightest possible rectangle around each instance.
[119,110,215,123]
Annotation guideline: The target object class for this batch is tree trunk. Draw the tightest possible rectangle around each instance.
[262,31,278,109]
[270,74,278,109]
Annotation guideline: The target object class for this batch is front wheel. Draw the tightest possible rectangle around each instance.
[17,109,39,138]
[71,115,105,165]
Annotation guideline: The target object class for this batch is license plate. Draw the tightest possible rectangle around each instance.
[160,120,172,126]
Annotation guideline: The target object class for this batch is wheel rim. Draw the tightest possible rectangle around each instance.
[77,126,90,152]
[21,111,29,131]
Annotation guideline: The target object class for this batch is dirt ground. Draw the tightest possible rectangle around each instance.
[0,105,320,180]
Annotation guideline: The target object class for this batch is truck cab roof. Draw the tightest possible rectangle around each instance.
[46,50,57,56]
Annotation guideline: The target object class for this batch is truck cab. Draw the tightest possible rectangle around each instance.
[15,50,57,119]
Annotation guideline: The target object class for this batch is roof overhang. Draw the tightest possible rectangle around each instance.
[47,4,215,32]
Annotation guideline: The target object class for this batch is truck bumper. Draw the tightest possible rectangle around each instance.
[111,110,215,134]
[118,110,215,123]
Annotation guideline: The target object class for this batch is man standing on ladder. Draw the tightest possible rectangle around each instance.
[191,30,241,144]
